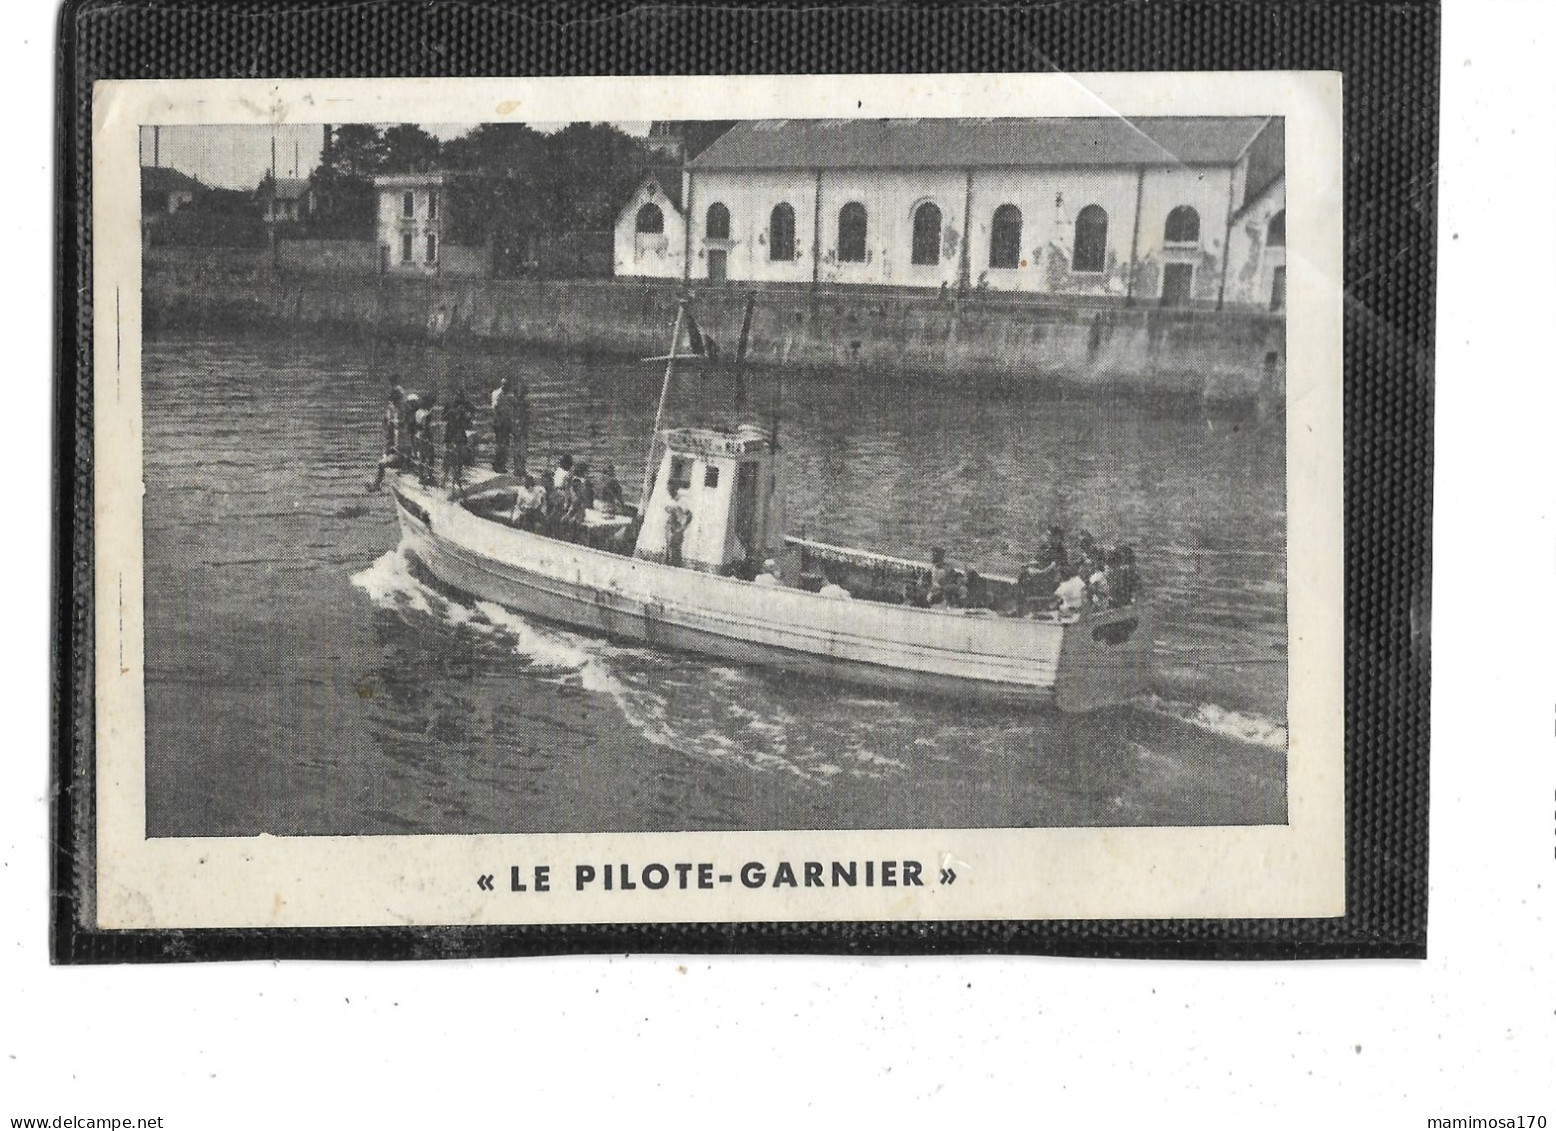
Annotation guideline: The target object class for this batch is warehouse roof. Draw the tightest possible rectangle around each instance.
[689,117,1274,171]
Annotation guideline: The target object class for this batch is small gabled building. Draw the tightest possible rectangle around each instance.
[141,165,202,217]
[613,174,686,280]
[257,176,316,226]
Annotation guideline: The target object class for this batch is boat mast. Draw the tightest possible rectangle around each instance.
[640,300,689,514]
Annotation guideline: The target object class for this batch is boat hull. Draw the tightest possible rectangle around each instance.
[391,477,1149,711]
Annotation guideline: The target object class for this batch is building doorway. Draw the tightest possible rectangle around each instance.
[1161,263,1194,307]
[1270,265,1287,311]
[708,249,727,284]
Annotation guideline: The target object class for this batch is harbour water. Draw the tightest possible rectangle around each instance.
[143,328,1288,836]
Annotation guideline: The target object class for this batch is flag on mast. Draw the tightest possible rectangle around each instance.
[682,308,720,361]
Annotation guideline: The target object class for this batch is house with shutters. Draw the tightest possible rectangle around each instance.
[614,116,1286,310]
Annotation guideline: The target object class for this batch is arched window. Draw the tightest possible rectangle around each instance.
[636,203,664,235]
[911,202,942,266]
[706,203,730,241]
[1073,205,1108,273]
[769,203,796,261]
[1164,206,1200,245]
[989,204,1023,269]
[838,202,868,263]
[1267,209,1286,248]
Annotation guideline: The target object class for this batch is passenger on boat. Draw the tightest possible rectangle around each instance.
[597,465,625,518]
[753,558,782,588]
[664,485,693,567]
[1105,545,1139,607]
[1015,525,1068,613]
[927,547,966,606]
[383,387,403,446]
[443,391,476,491]
[412,396,438,484]
[554,464,596,541]
[964,569,989,609]
[391,384,412,443]
[1086,559,1110,607]
[544,454,576,527]
[551,454,575,493]
[1042,526,1069,573]
[1070,544,1099,591]
[510,473,546,530]
[490,377,528,474]
[1072,528,1098,569]
[371,388,404,490]
[1054,564,1094,614]
[572,463,596,513]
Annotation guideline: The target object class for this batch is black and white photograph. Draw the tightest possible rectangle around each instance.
[141,114,1290,835]
[84,73,1343,929]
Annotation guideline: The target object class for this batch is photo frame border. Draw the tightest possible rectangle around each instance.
[53,0,1436,961]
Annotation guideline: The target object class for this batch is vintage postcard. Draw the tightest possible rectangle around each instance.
[88,71,1342,932]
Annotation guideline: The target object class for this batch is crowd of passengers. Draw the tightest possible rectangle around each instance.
[371,381,631,543]
[764,526,1138,615]
[923,526,1140,615]
[505,453,629,543]
[373,379,533,492]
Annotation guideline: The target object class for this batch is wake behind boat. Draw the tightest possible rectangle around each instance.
[379,301,1152,712]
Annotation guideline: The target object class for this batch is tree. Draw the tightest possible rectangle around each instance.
[308,124,385,237]
[543,122,650,232]
[380,123,441,174]
[441,124,553,262]
[432,122,657,274]
[441,122,549,178]
[320,124,386,181]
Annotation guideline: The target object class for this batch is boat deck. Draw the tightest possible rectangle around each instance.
[442,469,1092,622]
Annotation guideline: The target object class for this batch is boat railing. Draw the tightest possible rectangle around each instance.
[786,534,1019,587]
[786,533,1138,619]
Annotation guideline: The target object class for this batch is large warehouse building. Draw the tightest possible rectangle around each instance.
[615,116,1286,310]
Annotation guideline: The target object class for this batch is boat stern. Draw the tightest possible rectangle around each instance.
[1053,604,1153,712]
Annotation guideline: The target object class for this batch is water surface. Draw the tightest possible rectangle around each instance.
[143,328,1288,835]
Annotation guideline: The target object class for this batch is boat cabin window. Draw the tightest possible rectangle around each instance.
[703,465,721,489]
[668,455,694,494]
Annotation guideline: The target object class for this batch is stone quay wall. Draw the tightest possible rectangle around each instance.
[142,245,1286,403]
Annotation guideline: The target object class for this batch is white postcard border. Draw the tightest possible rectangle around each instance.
[91,71,1344,929]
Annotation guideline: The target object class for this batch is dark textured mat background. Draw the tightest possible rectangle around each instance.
[54,0,1436,962]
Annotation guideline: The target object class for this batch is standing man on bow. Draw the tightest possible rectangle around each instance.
[490,376,530,475]
[443,388,476,493]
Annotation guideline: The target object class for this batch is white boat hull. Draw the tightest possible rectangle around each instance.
[391,476,1150,711]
